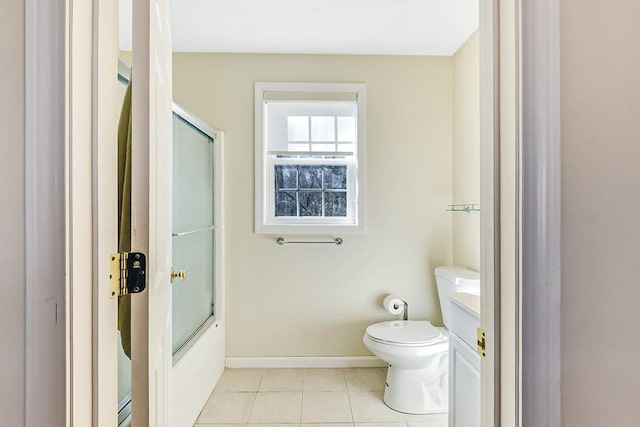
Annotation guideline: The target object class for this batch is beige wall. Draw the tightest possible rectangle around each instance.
[561,1,640,426]
[173,53,454,356]
[0,0,25,424]
[452,31,480,272]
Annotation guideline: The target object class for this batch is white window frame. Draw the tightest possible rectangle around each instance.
[255,82,367,235]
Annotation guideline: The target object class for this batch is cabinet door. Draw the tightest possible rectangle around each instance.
[449,333,481,427]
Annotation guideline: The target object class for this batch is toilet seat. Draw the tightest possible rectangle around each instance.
[365,320,443,347]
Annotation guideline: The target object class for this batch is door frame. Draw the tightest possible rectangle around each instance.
[481,0,562,426]
[91,1,121,425]
[23,0,118,426]
[59,0,120,426]
[24,0,67,426]
[53,0,562,426]
[479,0,500,424]
[520,1,562,426]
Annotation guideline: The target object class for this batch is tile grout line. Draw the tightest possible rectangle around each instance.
[206,367,412,427]
[344,370,356,427]
[245,371,264,424]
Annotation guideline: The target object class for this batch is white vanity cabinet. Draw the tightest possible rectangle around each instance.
[447,293,481,427]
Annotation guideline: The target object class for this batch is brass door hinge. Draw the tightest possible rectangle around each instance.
[477,328,486,358]
[110,252,147,298]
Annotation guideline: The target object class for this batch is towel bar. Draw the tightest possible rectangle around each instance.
[276,237,343,246]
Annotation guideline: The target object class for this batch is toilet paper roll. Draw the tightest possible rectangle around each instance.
[383,295,405,315]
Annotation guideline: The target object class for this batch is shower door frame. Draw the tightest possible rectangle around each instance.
[113,71,226,427]
[169,105,226,427]
[169,104,220,364]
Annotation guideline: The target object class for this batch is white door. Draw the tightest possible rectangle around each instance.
[130,1,174,426]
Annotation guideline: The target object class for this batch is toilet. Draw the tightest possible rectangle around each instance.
[362,266,480,415]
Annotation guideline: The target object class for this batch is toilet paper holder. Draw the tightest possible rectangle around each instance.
[394,300,409,321]
[384,294,409,321]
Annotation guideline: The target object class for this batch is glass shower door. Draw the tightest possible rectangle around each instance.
[172,115,215,355]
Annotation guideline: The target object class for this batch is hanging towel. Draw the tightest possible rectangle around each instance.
[117,80,132,359]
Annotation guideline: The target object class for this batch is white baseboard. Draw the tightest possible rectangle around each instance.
[225,356,386,369]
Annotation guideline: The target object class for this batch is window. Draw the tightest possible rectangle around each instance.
[255,82,367,234]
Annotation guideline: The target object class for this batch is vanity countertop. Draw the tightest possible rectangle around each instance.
[449,292,480,319]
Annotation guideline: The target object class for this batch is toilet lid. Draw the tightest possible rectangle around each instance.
[365,321,442,346]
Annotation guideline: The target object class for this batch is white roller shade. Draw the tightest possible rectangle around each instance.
[263,91,358,102]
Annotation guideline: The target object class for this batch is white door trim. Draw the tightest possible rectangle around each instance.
[25,0,67,425]
[495,0,522,425]
[520,0,562,426]
[479,0,500,425]
[91,1,120,426]
[482,1,562,425]
[66,0,95,424]
[61,1,120,425]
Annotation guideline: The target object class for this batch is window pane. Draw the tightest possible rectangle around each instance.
[310,143,336,152]
[337,143,355,153]
[337,116,355,142]
[273,163,350,219]
[288,143,310,152]
[275,191,298,216]
[299,166,323,189]
[275,165,298,190]
[311,116,335,142]
[288,116,309,141]
[299,192,323,216]
[324,192,348,217]
[324,166,347,190]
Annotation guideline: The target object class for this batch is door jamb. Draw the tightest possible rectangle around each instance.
[91,1,120,426]
[63,0,120,426]
[479,0,501,425]
[520,0,562,426]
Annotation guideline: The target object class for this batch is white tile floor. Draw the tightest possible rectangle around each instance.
[194,368,447,427]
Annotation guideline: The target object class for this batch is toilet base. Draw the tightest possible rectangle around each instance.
[383,354,449,415]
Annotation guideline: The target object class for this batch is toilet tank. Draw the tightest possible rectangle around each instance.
[434,266,480,328]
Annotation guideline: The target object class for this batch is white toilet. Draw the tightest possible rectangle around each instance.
[362,266,480,415]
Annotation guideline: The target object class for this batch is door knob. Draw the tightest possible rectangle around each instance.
[170,268,187,283]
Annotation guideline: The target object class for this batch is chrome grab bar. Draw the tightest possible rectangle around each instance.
[276,237,343,246]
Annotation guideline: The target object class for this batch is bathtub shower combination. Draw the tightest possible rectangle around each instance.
[116,72,221,425]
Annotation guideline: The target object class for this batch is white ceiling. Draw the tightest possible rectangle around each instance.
[120,0,478,56]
